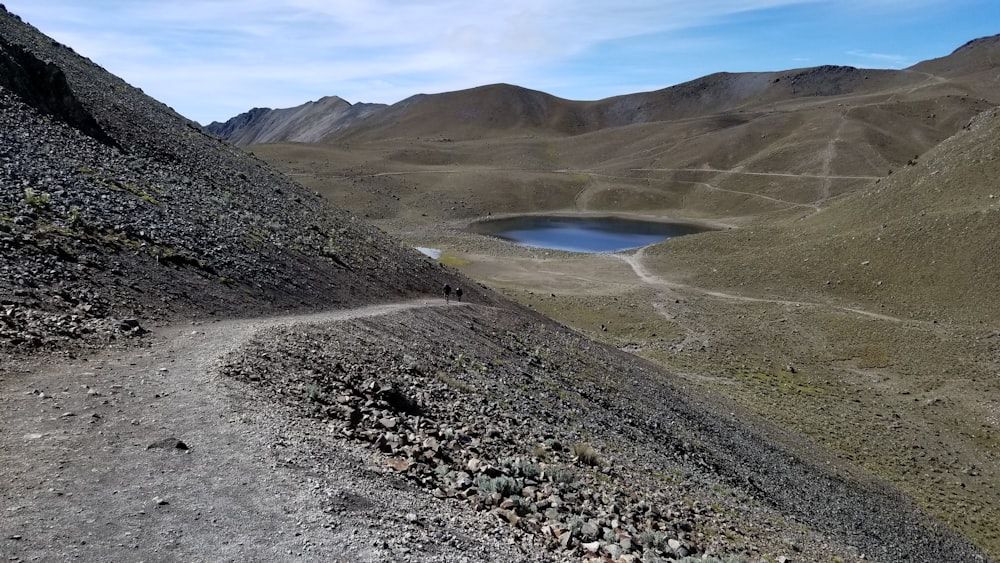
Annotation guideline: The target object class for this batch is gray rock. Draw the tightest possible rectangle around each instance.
[147,437,189,451]
[581,521,600,540]
[581,540,601,553]
[603,543,623,559]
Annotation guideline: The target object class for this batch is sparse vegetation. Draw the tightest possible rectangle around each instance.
[677,557,746,563]
[67,206,83,229]
[301,381,323,402]
[572,441,601,466]
[434,371,475,393]
[23,187,51,208]
[476,475,519,496]
[5,7,999,560]
[546,467,577,483]
[437,252,471,267]
[510,458,541,479]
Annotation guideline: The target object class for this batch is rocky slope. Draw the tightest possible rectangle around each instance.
[204,96,386,145]
[0,6,482,357]
[220,303,987,562]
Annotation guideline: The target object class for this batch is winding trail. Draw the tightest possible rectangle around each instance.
[630,167,880,181]
[0,298,471,562]
[564,170,820,213]
[615,248,911,323]
[673,179,821,212]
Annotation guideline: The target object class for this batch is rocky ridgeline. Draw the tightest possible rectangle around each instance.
[222,306,851,563]
[0,7,463,356]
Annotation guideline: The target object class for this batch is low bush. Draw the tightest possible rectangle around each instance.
[572,441,601,466]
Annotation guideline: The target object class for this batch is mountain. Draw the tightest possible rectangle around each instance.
[205,96,387,145]
[230,33,1000,559]
[666,103,1000,324]
[637,35,1000,323]
[210,35,1000,148]
[910,34,1000,98]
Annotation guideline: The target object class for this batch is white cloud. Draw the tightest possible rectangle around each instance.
[1,0,980,123]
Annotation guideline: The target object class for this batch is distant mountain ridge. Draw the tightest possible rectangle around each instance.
[207,33,1000,146]
[205,96,387,145]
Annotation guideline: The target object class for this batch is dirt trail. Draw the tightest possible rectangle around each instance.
[630,167,880,181]
[615,248,912,323]
[818,111,850,202]
[0,299,488,562]
[563,170,820,213]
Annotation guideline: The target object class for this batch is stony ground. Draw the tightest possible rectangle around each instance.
[4,299,988,562]
[244,100,1000,561]
[1,302,525,562]
[217,302,986,562]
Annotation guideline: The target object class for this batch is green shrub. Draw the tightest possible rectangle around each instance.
[511,458,541,479]
[677,557,746,563]
[638,530,662,548]
[68,206,83,229]
[302,382,323,402]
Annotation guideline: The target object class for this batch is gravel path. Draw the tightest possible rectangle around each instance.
[0,299,528,562]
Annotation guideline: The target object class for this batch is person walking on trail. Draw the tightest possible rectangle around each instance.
[443,284,452,303]
[456,287,463,302]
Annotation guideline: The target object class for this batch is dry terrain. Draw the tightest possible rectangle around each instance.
[236,34,1000,559]
[3,4,999,561]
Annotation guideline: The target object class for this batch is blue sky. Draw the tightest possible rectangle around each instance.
[5,1,996,124]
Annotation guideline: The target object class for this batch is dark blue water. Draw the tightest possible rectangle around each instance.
[471,216,707,253]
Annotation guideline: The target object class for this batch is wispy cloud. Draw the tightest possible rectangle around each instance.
[3,0,990,123]
[846,49,911,67]
[7,0,826,122]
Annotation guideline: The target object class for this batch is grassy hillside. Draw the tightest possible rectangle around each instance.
[660,106,1000,323]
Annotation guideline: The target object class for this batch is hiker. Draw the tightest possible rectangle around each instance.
[456,287,463,302]
[443,284,452,303]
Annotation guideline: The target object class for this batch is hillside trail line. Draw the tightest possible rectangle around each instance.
[629,167,880,181]
[563,170,820,214]
[817,111,849,203]
[0,298,467,561]
[614,247,913,324]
